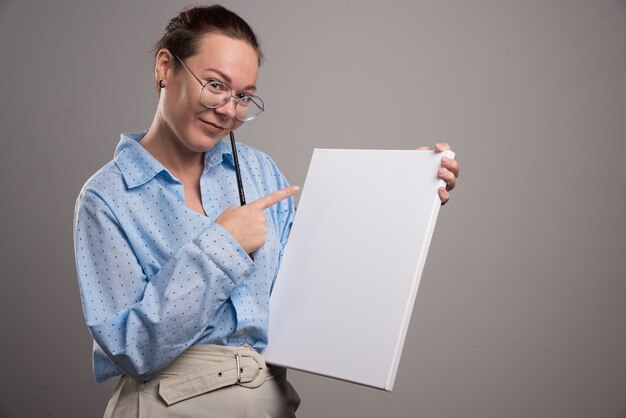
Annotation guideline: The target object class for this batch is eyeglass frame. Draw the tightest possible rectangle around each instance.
[173,53,265,122]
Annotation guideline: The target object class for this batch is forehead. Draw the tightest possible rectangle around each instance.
[187,33,259,89]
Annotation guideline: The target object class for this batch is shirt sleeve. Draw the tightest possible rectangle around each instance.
[271,164,297,278]
[74,189,255,381]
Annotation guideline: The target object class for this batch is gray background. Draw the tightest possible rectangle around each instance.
[1,0,625,417]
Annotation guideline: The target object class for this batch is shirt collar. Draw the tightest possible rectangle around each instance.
[114,131,234,189]
[204,138,235,170]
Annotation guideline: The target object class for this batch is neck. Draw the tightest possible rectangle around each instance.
[141,113,204,181]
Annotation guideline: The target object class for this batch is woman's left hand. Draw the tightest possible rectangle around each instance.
[416,142,459,205]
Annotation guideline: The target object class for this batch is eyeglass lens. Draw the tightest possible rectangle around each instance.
[200,82,264,122]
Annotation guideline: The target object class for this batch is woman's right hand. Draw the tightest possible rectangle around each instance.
[215,186,300,254]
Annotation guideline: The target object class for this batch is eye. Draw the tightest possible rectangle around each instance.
[236,93,252,106]
[205,80,228,93]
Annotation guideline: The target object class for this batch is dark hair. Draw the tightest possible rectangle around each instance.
[152,5,262,88]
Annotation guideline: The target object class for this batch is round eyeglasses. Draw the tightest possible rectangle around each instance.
[174,54,265,122]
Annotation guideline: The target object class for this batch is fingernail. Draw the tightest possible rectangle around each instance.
[441,157,447,163]
[438,169,445,175]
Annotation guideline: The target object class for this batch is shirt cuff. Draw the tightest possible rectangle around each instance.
[196,222,255,286]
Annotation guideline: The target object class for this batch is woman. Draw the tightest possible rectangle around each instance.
[74,5,459,417]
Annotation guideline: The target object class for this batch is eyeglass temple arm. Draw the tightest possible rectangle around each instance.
[173,53,205,87]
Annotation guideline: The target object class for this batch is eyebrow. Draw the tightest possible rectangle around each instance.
[203,68,257,92]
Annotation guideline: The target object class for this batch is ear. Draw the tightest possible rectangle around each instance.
[154,49,175,86]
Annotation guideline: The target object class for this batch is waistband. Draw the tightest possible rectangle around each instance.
[155,344,267,406]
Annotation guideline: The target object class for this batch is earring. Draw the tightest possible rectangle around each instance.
[159,80,165,89]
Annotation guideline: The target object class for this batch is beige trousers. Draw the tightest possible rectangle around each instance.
[103,345,301,418]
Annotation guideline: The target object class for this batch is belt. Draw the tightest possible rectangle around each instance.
[158,345,267,406]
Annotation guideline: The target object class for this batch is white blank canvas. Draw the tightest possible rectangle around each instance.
[262,148,454,391]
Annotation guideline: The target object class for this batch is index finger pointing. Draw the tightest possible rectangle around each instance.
[250,186,300,210]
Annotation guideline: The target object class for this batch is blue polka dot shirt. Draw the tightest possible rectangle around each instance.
[73,131,295,382]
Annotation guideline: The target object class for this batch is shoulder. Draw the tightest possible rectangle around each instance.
[234,141,284,177]
[232,141,293,207]
[75,160,127,209]
[76,131,154,205]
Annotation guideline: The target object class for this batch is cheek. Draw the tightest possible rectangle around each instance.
[173,86,192,112]
[167,88,197,122]
[178,85,194,106]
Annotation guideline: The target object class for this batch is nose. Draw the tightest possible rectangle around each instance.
[213,96,238,120]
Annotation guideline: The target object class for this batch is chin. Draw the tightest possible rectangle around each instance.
[187,131,226,152]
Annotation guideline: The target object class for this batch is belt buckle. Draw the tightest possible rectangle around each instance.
[236,350,266,389]
[235,353,242,383]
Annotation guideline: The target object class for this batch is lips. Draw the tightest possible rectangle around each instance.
[198,118,227,133]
